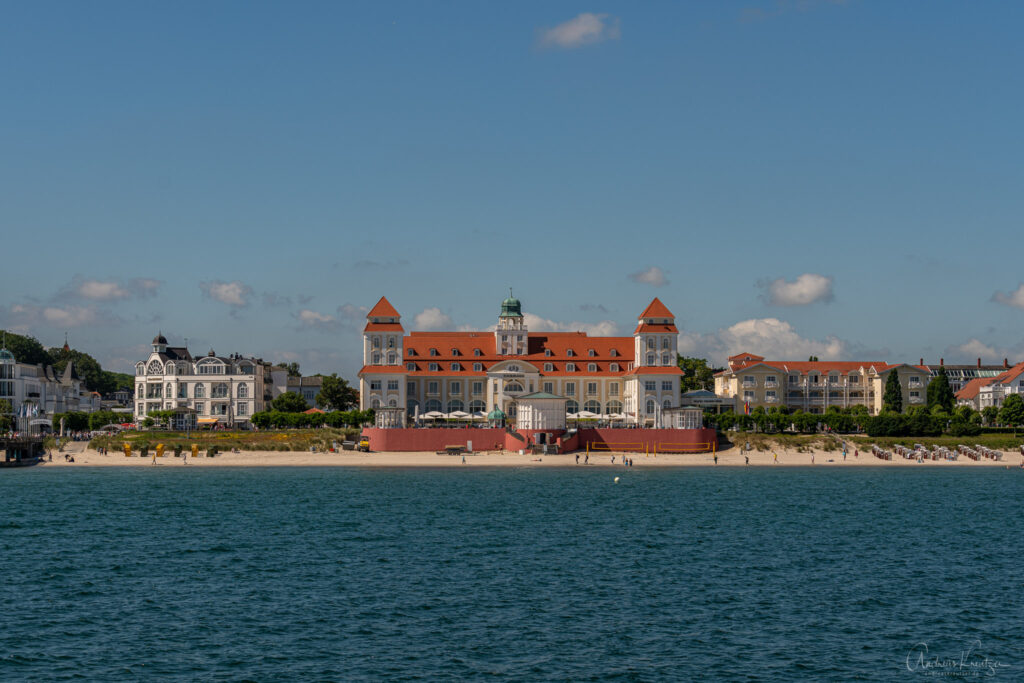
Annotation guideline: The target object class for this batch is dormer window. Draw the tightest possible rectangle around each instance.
[407,349,415,356]
[544,349,553,357]
[610,349,618,357]
[544,363,554,372]
[567,349,575,357]
[611,363,619,372]
[451,348,459,356]
[429,348,438,357]
[567,363,576,372]
[588,363,597,372]
[588,349,596,357]
[473,349,482,356]
[429,362,439,371]
[473,363,483,372]
[406,362,416,371]
[450,363,461,371]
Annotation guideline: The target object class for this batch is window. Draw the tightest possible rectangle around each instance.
[566,349,575,357]
[743,390,754,401]
[584,399,601,413]
[473,349,482,356]
[663,399,672,410]
[388,337,396,348]
[387,353,396,365]
[238,384,248,398]
[407,362,416,371]
[469,399,485,413]
[661,381,672,391]
[508,364,520,372]
[429,363,439,372]
[372,337,381,349]
[662,338,670,350]
[429,348,438,356]
[566,399,579,413]
[586,382,598,395]
[472,381,483,395]
[662,354,670,365]
[765,375,777,384]
[588,349,596,357]
[387,380,399,391]
[388,399,397,407]
[544,363,554,372]
[645,381,656,391]
[371,398,381,409]
[166,382,172,397]
[850,375,860,384]
[565,383,576,396]
[610,349,618,357]
[789,375,800,384]
[450,382,462,394]
[588,363,597,372]
[407,382,416,394]
[425,399,442,412]
[147,360,163,374]
[195,384,205,398]
[427,381,439,394]
[473,363,483,372]
[566,363,576,372]
[501,335,508,342]
[646,338,655,350]
[372,352,381,364]
[505,382,523,392]
[543,348,552,357]
[237,403,248,416]
[450,363,460,371]
[447,399,464,412]
[910,391,920,398]
[610,363,619,372]
[212,383,228,398]
[766,390,777,399]
[166,364,175,376]
[646,354,655,365]
[450,348,459,356]
[407,349,415,356]
[646,399,656,414]
[195,402,205,415]
[607,400,623,414]
[370,380,382,391]
[609,382,619,396]
[543,382,554,394]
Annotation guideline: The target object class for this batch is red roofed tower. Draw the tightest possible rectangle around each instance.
[626,299,683,424]
[359,297,408,414]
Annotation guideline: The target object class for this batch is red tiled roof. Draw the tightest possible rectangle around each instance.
[724,360,931,375]
[728,352,764,362]
[956,377,992,401]
[634,322,678,334]
[994,361,1024,386]
[367,296,400,319]
[639,297,675,320]
[364,322,404,332]
[357,365,409,375]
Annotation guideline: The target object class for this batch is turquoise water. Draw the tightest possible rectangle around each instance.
[1,467,1021,680]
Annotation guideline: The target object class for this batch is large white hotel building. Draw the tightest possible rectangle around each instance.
[358,295,684,425]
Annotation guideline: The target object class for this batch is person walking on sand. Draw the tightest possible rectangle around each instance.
[773,451,778,464]
[575,453,579,465]
[745,454,749,465]
[462,454,466,464]
[714,453,718,465]
[585,453,589,465]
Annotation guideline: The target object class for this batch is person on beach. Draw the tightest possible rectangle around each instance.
[714,453,718,465]
[773,451,778,464]
[462,454,466,464]
[745,454,749,465]
[575,454,579,465]
[585,453,589,465]
[811,454,815,465]
[854,449,858,458]
[611,455,615,464]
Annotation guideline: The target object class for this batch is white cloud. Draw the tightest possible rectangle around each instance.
[677,318,847,365]
[130,278,162,298]
[628,266,669,288]
[297,309,335,325]
[3,303,110,329]
[58,275,162,301]
[760,273,834,306]
[524,313,619,337]
[414,307,454,331]
[76,279,131,300]
[337,303,369,321]
[200,280,252,307]
[992,284,1024,309]
[946,338,1022,364]
[537,12,620,49]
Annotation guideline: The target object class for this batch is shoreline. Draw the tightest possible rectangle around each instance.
[38,443,1024,468]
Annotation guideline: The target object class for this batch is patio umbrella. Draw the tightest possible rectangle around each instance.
[448,411,471,420]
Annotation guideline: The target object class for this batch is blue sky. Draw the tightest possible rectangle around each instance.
[2,1,1024,377]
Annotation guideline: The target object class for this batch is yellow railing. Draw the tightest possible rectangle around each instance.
[586,442,644,454]
[654,442,716,454]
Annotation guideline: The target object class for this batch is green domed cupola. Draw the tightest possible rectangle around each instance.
[500,289,522,318]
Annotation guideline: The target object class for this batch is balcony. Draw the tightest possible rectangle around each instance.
[764,396,779,403]
[764,381,779,388]
[741,382,757,389]
[909,396,925,404]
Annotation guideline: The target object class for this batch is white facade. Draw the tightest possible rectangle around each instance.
[133,334,273,427]
[0,347,100,431]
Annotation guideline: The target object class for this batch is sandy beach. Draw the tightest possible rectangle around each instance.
[41,440,1024,468]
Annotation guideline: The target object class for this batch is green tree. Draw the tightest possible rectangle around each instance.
[0,398,12,431]
[998,394,1024,433]
[808,355,819,362]
[981,405,999,426]
[926,366,954,413]
[316,373,359,411]
[0,330,51,365]
[676,356,718,393]
[272,391,309,413]
[48,347,105,392]
[882,369,903,413]
[278,362,301,378]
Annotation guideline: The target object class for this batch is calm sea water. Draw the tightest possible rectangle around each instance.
[1,466,1021,681]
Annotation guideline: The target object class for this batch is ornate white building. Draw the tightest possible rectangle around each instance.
[133,334,278,428]
[357,295,684,425]
[1,343,101,431]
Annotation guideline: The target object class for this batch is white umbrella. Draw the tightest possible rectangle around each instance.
[423,411,445,419]
[471,411,487,420]
[448,411,471,419]
[578,410,598,419]
[566,412,580,420]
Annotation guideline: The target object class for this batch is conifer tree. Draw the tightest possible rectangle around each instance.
[882,369,903,413]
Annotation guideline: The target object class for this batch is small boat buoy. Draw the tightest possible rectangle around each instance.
[614,476,620,483]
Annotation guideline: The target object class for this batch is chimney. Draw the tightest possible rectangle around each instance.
[978,358,981,368]
[919,358,923,366]
[1005,358,1009,369]
[940,358,944,366]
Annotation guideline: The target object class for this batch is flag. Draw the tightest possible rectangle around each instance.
[744,401,751,415]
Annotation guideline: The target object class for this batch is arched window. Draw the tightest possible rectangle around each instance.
[447,399,464,412]
[212,383,228,398]
[606,400,623,414]
[136,363,145,376]
[505,382,524,393]
[195,384,205,398]
[646,399,656,414]
[147,360,163,375]
[238,384,248,399]
[387,337,395,348]
[388,398,397,407]
[647,338,655,350]
[166,364,175,376]
[166,383,172,397]
[468,399,486,414]
[647,354,655,365]
[663,399,672,410]
[371,398,381,409]
[566,400,579,414]
[583,400,601,414]
[425,399,442,412]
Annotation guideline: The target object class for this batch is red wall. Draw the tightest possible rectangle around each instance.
[362,426,718,453]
